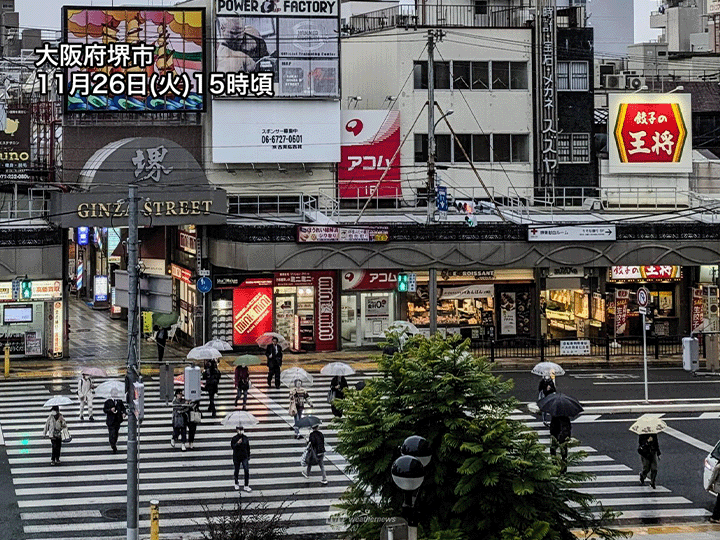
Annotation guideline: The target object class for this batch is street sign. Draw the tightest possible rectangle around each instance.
[637,286,650,307]
[198,269,210,277]
[197,276,212,294]
[639,306,647,315]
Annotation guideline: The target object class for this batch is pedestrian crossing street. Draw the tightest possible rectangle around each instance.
[0,375,711,540]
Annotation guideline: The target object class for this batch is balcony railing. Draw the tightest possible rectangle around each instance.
[345,4,534,35]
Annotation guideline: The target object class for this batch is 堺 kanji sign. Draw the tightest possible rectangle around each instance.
[609,94,692,173]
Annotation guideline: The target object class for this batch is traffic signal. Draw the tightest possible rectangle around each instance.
[20,280,32,299]
[397,273,409,292]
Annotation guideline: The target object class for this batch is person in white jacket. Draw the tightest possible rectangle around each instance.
[77,373,94,421]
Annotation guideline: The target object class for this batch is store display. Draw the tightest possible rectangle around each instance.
[210,301,233,343]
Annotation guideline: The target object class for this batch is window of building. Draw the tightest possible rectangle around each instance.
[453,61,471,90]
[414,134,428,162]
[416,133,529,163]
[491,62,509,90]
[414,61,427,90]
[493,134,511,162]
[557,61,588,91]
[658,50,667,56]
[557,133,590,163]
[472,134,490,162]
[413,61,451,89]
[474,0,488,15]
[511,134,530,162]
[455,134,472,162]
[436,134,452,162]
[510,62,528,89]
[472,61,489,89]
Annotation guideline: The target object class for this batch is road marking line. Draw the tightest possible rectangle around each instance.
[662,426,714,453]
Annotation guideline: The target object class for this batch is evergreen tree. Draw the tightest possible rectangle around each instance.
[333,333,629,540]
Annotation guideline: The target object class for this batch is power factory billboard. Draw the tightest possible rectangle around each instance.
[215,0,339,98]
[56,7,205,113]
[608,93,692,174]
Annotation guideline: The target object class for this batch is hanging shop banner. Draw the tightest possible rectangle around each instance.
[609,93,692,173]
[615,289,629,336]
[171,264,194,285]
[439,284,494,300]
[342,270,397,291]
[0,107,31,181]
[339,110,401,199]
[314,270,337,352]
[53,301,63,356]
[233,284,273,346]
[297,225,389,242]
[500,292,516,335]
[610,265,681,281]
[692,288,705,334]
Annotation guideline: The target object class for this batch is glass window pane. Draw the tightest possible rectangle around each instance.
[557,134,571,162]
[557,61,569,90]
[472,134,490,162]
[510,62,528,89]
[493,134,511,162]
[572,133,590,162]
[511,134,529,162]
[472,62,489,89]
[455,134,472,162]
[453,61,471,90]
[474,0,487,15]
[414,134,428,162]
[436,134,451,162]
[571,61,588,90]
[414,61,427,90]
[491,62,509,90]
[435,61,451,89]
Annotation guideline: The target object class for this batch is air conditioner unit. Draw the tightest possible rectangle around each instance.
[605,75,625,89]
[626,76,646,90]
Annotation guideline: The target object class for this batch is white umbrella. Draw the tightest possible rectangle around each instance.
[43,396,74,407]
[95,380,125,399]
[280,367,313,387]
[187,346,222,361]
[81,367,107,378]
[320,362,355,377]
[629,415,668,435]
[256,332,289,348]
[388,321,420,335]
[204,339,233,352]
[221,410,259,428]
[531,362,565,377]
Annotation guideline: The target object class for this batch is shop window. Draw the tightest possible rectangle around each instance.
[453,61,471,90]
[492,134,511,162]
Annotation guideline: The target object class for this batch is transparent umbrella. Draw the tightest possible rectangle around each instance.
[320,362,355,376]
[204,339,233,352]
[531,362,565,377]
[280,367,313,387]
[95,380,125,399]
[43,396,74,407]
[187,346,222,361]
[81,367,107,378]
[222,410,259,428]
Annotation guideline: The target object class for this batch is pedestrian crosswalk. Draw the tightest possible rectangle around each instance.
[510,411,711,524]
[0,372,362,540]
[0,376,712,540]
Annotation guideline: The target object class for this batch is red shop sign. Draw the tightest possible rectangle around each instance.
[171,264,193,285]
[233,286,273,346]
[342,270,398,290]
[614,102,687,164]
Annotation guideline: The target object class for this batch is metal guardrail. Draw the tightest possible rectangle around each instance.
[510,187,691,211]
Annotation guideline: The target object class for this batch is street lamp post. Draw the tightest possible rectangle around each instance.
[391,436,432,540]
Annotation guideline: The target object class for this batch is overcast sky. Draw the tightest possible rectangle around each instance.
[18,0,662,52]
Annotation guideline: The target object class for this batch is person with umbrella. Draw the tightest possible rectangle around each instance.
[289,379,312,439]
[77,373,95,422]
[202,359,221,417]
[103,389,126,454]
[329,375,348,418]
[231,425,252,492]
[155,325,169,362]
[549,415,572,467]
[638,432,661,489]
[266,336,283,389]
[43,405,68,465]
[235,363,251,410]
[303,423,328,485]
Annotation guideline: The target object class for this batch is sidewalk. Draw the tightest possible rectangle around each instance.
[580,524,720,539]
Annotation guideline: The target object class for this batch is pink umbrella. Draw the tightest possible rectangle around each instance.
[256,332,289,348]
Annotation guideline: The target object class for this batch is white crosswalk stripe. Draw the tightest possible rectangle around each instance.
[0,372,371,540]
[0,372,710,539]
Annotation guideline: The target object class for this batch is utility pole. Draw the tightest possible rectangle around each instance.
[126,183,140,540]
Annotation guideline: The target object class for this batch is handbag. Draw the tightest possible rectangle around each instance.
[301,443,319,466]
[61,427,72,443]
[327,389,336,404]
[190,410,202,423]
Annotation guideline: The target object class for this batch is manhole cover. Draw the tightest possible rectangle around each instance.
[102,507,127,521]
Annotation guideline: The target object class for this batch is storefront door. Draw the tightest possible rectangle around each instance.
[275,294,296,346]
[341,293,360,347]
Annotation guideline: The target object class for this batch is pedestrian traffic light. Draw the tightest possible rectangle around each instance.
[20,280,32,299]
[397,273,409,292]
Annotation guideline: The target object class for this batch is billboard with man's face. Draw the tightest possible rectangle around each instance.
[215,0,339,98]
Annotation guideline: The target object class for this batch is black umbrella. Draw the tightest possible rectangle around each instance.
[537,392,584,418]
[293,415,322,429]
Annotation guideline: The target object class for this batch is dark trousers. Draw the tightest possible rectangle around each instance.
[640,454,658,482]
[267,366,280,388]
[51,437,62,462]
[188,423,197,444]
[157,340,167,362]
[173,425,186,443]
[208,390,217,414]
[235,387,248,408]
[108,425,120,450]
[713,493,720,520]
[234,457,249,486]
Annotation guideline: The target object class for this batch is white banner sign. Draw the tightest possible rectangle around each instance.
[439,284,493,300]
[560,339,591,356]
[212,101,340,163]
[365,296,389,318]
[500,292,516,335]
[529,225,616,242]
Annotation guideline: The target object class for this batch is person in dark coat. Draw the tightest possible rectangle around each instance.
[304,423,328,484]
[231,425,252,492]
[155,325,169,362]
[329,375,348,417]
[549,415,571,467]
[538,376,556,398]
[171,389,189,451]
[186,400,201,449]
[234,365,250,409]
[638,433,661,488]
[103,391,126,454]
[202,359,221,417]
[265,337,283,389]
